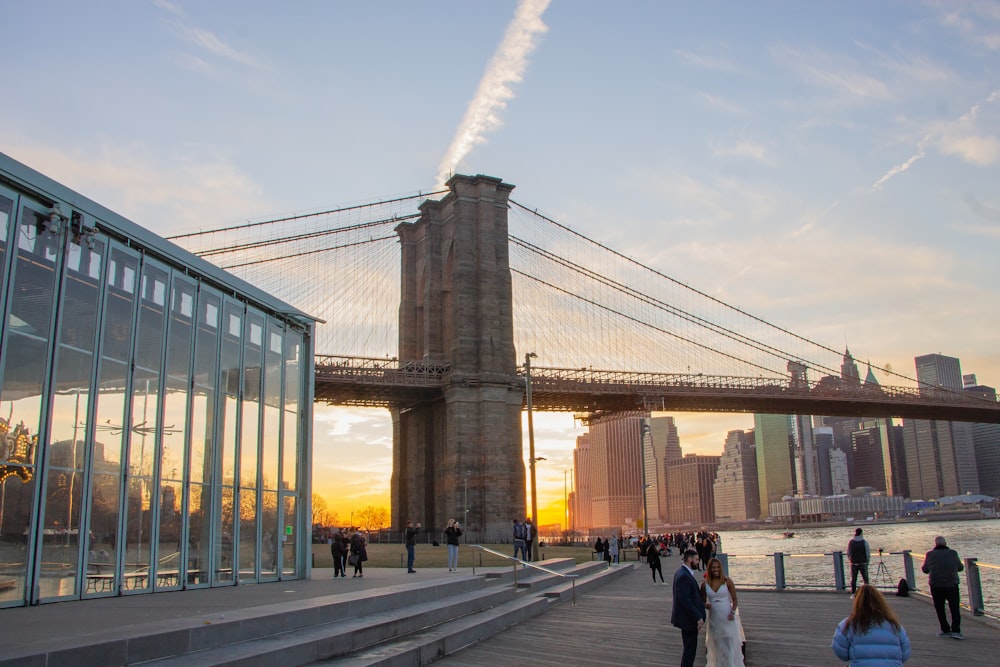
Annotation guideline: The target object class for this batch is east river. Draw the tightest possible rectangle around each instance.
[715,519,1000,610]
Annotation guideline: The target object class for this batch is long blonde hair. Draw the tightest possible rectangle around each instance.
[847,585,901,634]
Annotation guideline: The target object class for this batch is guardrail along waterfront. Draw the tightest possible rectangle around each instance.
[717,550,998,617]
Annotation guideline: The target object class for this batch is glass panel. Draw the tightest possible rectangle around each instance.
[238,487,258,579]
[102,249,138,362]
[0,193,11,294]
[186,483,210,586]
[38,468,83,599]
[220,302,242,485]
[190,290,220,485]
[281,494,297,576]
[261,324,282,492]
[123,474,152,592]
[85,472,119,596]
[162,278,194,484]
[260,490,278,579]
[0,206,58,606]
[241,312,263,490]
[215,486,235,583]
[281,332,302,491]
[155,480,182,589]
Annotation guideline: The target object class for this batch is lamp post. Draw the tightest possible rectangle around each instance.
[525,352,540,561]
[463,470,470,543]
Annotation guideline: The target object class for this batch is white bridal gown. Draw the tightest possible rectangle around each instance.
[704,582,745,667]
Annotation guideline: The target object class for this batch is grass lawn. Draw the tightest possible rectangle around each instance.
[310,542,637,569]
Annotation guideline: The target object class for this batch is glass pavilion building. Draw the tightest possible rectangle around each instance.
[0,153,314,606]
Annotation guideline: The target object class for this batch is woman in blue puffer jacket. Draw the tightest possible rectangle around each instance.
[832,585,911,666]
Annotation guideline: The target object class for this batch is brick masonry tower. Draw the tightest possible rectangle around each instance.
[392,174,526,540]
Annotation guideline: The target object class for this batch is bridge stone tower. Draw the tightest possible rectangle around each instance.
[391,174,526,540]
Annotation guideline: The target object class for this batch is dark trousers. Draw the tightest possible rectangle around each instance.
[850,562,869,593]
[333,554,344,577]
[406,544,415,571]
[680,629,698,667]
[651,564,664,582]
[931,585,961,633]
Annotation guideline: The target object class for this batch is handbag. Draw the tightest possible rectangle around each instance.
[348,553,359,566]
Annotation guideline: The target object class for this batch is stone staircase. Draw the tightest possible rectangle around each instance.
[40,559,631,667]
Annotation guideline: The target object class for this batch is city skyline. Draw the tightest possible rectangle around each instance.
[4,2,999,527]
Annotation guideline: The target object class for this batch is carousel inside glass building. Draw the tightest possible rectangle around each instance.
[0,153,315,606]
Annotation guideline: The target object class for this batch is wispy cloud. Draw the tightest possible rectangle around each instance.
[675,49,742,73]
[710,139,774,164]
[774,45,892,102]
[435,0,551,187]
[178,24,270,71]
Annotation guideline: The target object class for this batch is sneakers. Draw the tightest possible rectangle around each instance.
[951,632,965,640]
[938,631,953,638]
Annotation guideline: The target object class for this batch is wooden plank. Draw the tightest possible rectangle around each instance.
[437,565,999,666]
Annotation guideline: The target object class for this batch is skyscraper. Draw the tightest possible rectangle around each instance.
[903,353,980,498]
[586,413,646,529]
[713,430,760,522]
[755,413,795,517]
[572,433,593,530]
[965,383,1000,497]
[648,415,682,522]
[851,425,888,492]
[667,454,721,525]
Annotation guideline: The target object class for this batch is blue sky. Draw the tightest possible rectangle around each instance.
[4,1,999,521]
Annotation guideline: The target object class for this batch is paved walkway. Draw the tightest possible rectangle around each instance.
[438,566,1000,666]
[0,565,997,665]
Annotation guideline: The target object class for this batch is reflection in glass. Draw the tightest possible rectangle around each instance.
[216,486,234,583]
[282,331,302,492]
[187,484,211,586]
[282,495,297,576]
[260,490,278,579]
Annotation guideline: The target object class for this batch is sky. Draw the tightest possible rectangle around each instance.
[3,1,1000,528]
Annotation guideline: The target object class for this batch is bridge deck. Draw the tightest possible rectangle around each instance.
[437,564,999,666]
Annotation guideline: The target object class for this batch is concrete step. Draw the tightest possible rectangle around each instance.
[313,562,636,667]
[4,577,490,667]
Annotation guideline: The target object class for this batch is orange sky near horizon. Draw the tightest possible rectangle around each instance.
[311,407,755,531]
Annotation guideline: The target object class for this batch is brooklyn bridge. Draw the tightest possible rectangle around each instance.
[170,174,1000,536]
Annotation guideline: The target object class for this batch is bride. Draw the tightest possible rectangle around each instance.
[701,557,745,667]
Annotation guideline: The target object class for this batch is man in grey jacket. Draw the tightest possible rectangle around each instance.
[921,535,965,639]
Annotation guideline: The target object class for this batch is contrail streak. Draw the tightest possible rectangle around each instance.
[435,0,551,187]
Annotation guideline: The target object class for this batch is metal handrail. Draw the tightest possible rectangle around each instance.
[470,544,580,606]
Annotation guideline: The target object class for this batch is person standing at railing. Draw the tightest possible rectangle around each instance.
[404,520,421,573]
[921,535,965,640]
[831,585,911,666]
[848,527,871,597]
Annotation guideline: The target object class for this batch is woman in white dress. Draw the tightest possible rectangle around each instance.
[701,557,745,667]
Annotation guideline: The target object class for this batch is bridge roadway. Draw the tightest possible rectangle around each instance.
[313,356,1000,424]
[438,563,999,666]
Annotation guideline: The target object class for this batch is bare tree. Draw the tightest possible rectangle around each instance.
[312,493,337,527]
[356,505,390,532]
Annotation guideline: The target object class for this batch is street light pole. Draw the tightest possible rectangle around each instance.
[525,352,539,561]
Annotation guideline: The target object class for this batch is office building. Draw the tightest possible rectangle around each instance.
[666,454,721,526]
[713,430,760,522]
[965,384,1000,497]
[646,415,681,522]
[572,433,593,530]
[904,354,980,498]
[754,413,794,518]
[585,413,646,530]
[0,153,314,608]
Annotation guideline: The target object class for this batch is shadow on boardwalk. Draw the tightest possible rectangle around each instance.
[437,565,1000,667]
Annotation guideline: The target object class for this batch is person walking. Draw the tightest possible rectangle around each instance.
[848,527,871,596]
[349,530,367,578]
[330,528,347,578]
[831,584,911,665]
[647,539,665,584]
[404,520,421,573]
[525,518,536,562]
[921,535,965,639]
[444,519,462,572]
[702,557,745,667]
[672,549,707,667]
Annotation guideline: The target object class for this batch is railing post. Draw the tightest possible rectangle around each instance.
[774,552,786,590]
[965,557,985,616]
[900,550,916,592]
[717,553,730,578]
[831,551,846,591]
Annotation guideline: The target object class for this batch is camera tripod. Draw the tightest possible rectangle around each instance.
[872,548,892,589]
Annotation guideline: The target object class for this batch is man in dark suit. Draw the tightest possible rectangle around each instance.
[672,549,706,667]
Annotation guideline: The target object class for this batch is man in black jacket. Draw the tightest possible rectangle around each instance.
[847,527,870,596]
[671,549,706,667]
[922,535,965,639]
[404,520,421,573]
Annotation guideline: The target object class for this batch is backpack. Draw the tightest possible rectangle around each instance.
[896,578,910,597]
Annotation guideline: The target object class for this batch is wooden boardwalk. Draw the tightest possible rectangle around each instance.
[437,564,1000,666]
